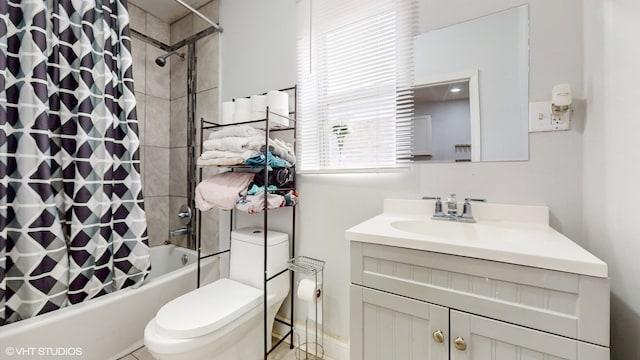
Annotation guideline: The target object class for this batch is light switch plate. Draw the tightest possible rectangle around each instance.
[529,101,571,132]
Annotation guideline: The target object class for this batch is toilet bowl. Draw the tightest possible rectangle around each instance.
[144,228,290,360]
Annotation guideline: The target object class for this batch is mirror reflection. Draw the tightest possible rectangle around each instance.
[412,5,529,163]
[413,79,472,162]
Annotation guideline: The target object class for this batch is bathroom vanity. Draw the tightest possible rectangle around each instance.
[347,199,610,360]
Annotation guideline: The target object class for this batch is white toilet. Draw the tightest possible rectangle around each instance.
[144,227,290,360]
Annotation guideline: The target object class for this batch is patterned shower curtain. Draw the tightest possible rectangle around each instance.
[0,0,150,326]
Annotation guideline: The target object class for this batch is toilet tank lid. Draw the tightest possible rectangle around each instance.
[154,279,263,339]
[232,227,288,246]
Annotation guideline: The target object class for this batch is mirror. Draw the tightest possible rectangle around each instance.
[412,5,529,162]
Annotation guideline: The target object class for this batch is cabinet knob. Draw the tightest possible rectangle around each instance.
[454,336,467,351]
[432,329,445,343]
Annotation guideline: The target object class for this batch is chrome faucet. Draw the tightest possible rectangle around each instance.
[424,195,486,223]
[422,196,444,217]
[169,227,189,237]
[446,194,458,217]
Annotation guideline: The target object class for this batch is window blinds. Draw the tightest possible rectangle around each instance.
[297,0,416,172]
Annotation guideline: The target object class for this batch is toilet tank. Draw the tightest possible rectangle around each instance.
[229,227,289,290]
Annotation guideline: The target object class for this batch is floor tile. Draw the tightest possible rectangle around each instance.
[117,355,137,360]
[132,346,155,360]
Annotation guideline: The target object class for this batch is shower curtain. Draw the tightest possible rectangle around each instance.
[0,0,150,325]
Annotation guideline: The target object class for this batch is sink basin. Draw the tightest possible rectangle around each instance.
[391,219,472,240]
[390,219,523,242]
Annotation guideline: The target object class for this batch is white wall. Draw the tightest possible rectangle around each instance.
[221,0,585,356]
[583,1,640,359]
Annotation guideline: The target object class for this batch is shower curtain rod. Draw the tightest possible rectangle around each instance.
[173,0,223,33]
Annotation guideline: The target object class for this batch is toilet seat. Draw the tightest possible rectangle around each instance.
[155,279,263,339]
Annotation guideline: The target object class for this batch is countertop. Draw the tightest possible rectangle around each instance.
[346,199,608,278]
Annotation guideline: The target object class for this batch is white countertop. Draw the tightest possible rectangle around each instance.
[346,199,608,278]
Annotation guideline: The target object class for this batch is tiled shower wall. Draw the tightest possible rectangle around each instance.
[128,1,219,252]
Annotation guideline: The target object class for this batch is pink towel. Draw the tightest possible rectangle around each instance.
[195,172,255,211]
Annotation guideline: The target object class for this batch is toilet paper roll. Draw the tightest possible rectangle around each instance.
[233,98,251,123]
[267,90,289,117]
[296,279,319,303]
[297,279,322,324]
[250,95,267,120]
[221,101,235,125]
[251,95,267,114]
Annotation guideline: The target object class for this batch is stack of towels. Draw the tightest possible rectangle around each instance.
[194,170,298,214]
[194,124,298,214]
[197,125,295,167]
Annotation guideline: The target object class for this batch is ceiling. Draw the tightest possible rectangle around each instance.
[128,0,211,23]
[413,80,470,103]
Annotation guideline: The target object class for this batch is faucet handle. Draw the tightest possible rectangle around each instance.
[422,196,444,217]
[460,198,487,221]
[421,196,440,200]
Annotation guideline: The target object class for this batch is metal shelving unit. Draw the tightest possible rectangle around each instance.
[195,85,297,360]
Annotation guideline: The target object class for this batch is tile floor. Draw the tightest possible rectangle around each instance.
[119,341,321,360]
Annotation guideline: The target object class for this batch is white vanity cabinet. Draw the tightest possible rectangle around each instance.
[350,242,610,360]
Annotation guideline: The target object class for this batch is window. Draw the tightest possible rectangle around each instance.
[297,0,416,172]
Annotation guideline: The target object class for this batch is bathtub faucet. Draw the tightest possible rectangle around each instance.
[169,227,189,237]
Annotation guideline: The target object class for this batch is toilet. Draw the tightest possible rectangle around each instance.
[144,227,290,360]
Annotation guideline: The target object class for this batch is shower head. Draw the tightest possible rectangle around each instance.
[155,51,185,67]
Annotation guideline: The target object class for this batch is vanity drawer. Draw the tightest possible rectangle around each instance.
[350,241,610,347]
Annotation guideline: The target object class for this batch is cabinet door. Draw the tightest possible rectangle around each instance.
[450,310,606,360]
[351,285,448,360]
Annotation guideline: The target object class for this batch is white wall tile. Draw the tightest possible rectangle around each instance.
[170,147,188,197]
[144,146,170,196]
[195,88,218,146]
[170,96,188,147]
[146,13,170,44]
[171,14,194,44]
[135,92,146,145]
[170,46,188,100]
[128,4,145,33]
[145,96,170,147]
[145,196,169,246]
[196,34,219,92]
[200,208,219,254]
[131,38,146,93]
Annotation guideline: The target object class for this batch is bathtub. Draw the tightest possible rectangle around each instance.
[0,245,219,360]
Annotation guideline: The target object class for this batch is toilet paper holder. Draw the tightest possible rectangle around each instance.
[288,256,325,360]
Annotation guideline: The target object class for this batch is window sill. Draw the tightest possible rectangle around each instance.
[297,166,410,175]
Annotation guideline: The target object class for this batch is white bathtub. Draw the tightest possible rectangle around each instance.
[0,245,219,360]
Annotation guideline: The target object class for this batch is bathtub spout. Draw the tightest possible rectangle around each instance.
[169,227,189,237]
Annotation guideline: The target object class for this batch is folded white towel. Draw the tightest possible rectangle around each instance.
[203,134,265,152]
[197,157,245,167]
[200,149,255,160]
[208,124,265,140]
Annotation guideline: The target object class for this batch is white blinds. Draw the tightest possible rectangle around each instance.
[297,0,416,172]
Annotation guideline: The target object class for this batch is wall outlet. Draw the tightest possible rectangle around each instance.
[529,101,571,132]
[551,110,571,131]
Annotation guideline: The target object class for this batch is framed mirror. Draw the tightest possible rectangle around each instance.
[412,5,529,163]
